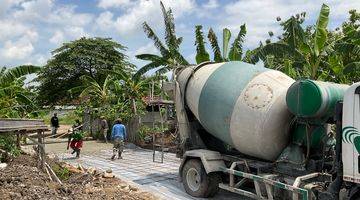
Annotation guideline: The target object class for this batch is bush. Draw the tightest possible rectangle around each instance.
[0,134,21,162]
[137,125,168,142]
[43,110,81,126]
[52,164,70,181]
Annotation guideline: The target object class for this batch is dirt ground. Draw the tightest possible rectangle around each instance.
[0,154,158,200]
[44,125,72,135]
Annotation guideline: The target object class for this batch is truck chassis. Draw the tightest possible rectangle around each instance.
[179,150,332,200]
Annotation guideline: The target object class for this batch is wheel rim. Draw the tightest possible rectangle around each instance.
[186,167,201,191]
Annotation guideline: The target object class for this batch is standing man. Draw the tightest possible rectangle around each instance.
[100,116,109,143]
[51,113,59,135]
[111,118,126,160]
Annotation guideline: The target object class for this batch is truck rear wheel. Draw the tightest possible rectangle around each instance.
[182,159,221,197]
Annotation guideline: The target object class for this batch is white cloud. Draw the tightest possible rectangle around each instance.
[202,0,218,9]
[221,0,312,47]
[95,11,115,31]
[0,37,35,59]
[49,30,64,45]
[221,0,360,48]
[96,0,196,36]
[33,53,49,66]
[0,0,24,16]
[0,0,358,69]
[0,20,28,41]
[49,26,89,46]
[134,42,158,55]
[66,26,89,39]
[0,0,95,65]
[13,0,53,21]
[47,6,93,27]
[97,0,132,9]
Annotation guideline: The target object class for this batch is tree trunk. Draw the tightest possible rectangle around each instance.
[132,98,137,114]
[127,99,141,144]
[126,116,140,143]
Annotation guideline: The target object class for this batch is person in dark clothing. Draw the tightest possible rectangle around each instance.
[51,113,59,135]
[100,116,109,143]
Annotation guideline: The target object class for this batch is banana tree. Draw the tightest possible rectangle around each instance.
[254,4,331,80]
[135,2,189,78]
[0,65,40,118]
[332,9,360,83]
[69,75,114,107]
[195,24,247,64]
[194,25,210,64]
[0,65,40,85]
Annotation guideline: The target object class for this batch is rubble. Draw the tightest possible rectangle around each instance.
[0,154,158,200]
[0,163,7,170]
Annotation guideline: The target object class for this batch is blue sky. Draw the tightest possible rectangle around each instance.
[0,0,359,69]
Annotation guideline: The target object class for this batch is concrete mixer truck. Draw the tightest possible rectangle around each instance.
[168,61,360,200]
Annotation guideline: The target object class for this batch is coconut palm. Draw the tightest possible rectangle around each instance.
[135,2,189,78]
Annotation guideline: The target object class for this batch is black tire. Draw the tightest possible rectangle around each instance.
[181,159,221,198]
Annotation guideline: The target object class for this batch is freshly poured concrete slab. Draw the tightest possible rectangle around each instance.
[58,145,240,200]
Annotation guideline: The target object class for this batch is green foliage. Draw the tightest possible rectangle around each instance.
[313,4,330,57]
[253,4,359,83]
[72,131,84,140]
[194,25,210,64]
[136,2,189,77]
[36,37,133,105]
[137,125,152,141]
[207,28,223,62]
[229,24,247,61]
[222,28,231,60]
[0,65,40,85]
[0,134,21,161]
[204,25,248,62]
[52,164,70,181]
[0,65,40,118]
[137,125,168,141]
[42,111,80,125]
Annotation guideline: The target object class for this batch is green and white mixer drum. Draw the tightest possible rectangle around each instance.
[178,61,295,161]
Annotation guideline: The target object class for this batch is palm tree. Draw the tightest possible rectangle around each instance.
[196,24,247,63]
[135,2,189,78]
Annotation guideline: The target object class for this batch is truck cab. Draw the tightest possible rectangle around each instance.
[342,83,360,185]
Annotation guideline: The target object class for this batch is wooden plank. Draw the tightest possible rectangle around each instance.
[0,126,48,133]
[38,130,45,170]
[0,118,45,127]
[0,118,48,133]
